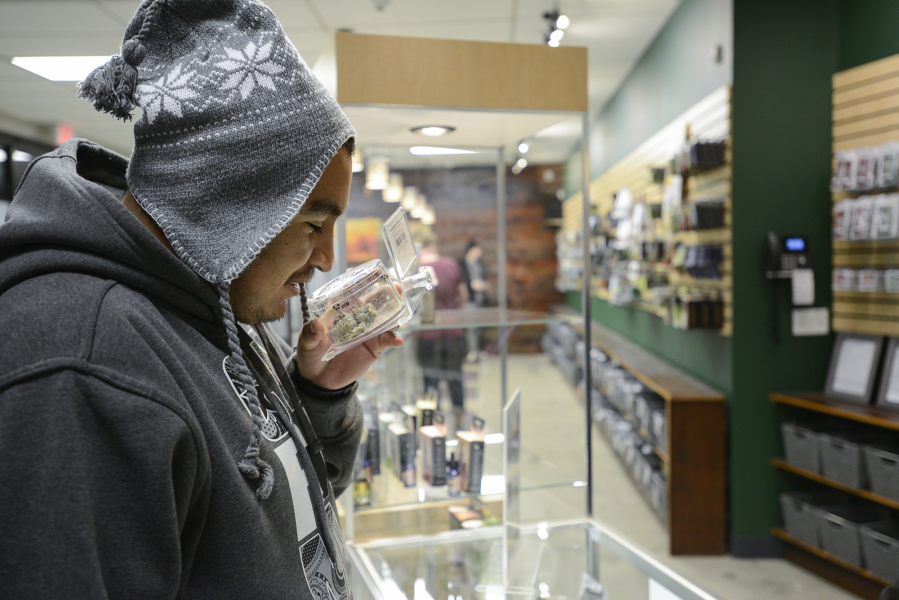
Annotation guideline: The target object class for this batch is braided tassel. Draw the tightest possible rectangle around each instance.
[299,282,311,324]
[218,281,275,500]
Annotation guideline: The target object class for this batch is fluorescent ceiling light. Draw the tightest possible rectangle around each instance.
[12,56,109,81]
[410,125,455,137]
[409,146,477,156]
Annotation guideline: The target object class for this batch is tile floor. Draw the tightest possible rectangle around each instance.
[462,351,861,600]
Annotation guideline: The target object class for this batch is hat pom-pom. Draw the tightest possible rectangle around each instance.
[77,38,146,122]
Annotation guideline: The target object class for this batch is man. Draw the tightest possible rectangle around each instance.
[0,0,400,597]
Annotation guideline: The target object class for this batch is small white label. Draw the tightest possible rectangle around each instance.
[383,208,418,279]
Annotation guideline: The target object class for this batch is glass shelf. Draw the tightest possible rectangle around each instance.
[355,440,585,514]
[401,307,583,332]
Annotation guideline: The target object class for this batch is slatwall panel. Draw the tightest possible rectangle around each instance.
[562,85,733,335]
[832,55,899,335]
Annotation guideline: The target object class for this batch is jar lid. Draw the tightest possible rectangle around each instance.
[306,259,385,314]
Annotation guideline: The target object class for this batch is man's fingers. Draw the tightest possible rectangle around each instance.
[298,318,324,352]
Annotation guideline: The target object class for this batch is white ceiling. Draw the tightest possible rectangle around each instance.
[0,0,679,166]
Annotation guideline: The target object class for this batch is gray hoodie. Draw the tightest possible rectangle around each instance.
[0,139,361,599]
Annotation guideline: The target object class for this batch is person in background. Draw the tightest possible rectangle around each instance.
[0,1,401,597]
[412,226,469,426]
[459,238,489,362]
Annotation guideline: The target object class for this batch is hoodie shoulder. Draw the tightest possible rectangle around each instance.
[0,272,124,373]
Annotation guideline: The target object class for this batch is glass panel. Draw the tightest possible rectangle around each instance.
[347,522,721,600]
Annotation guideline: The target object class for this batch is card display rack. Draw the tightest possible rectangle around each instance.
[560,85,733,335]
[832,53,899,336]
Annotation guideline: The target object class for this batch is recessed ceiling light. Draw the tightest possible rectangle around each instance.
[409,146,477,156]
[11,56,108,81]
[410,125,456,137]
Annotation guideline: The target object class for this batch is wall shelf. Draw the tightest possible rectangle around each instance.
[769,391,899,432]
[772,528,891,600]
[770,457,899,510]
[552,311,727,555]
[770,391,899,598]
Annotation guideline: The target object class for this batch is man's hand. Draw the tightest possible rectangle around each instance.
[295,318,403,389]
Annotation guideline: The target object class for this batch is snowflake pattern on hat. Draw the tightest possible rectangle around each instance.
[137,63,199,124]
[219,39,285,100]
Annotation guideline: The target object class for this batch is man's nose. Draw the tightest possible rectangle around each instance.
[311,236,335,273]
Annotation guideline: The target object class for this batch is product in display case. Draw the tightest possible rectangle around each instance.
[456,416,486,492]
[386,417,416,487]
[420,412,447,486]
[307,207,433,360]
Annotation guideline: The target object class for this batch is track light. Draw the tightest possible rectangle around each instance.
[518,140,530,154]
[542,6,569,46]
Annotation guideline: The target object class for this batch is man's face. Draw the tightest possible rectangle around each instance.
[229,147,352,324]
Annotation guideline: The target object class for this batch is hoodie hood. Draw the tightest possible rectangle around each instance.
[0,138,220,325]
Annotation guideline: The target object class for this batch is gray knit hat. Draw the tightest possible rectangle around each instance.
[78,0,355,501]
[80,0,355,283]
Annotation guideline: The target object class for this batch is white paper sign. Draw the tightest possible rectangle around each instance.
[832,338,877,396]
[791,269,815,306]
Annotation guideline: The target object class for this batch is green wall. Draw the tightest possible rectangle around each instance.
[567,0,866,552]
[838,0,899,71]
[567,0,734,395]
[730,0,839,545]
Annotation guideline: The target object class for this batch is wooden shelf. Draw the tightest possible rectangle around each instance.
[770,457,899,510]
[769,391,899,431]
[772,528,891,598]
[557,314,726,555]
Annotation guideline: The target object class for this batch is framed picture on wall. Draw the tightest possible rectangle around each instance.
[824,333,885,405]
[876,337,899,412]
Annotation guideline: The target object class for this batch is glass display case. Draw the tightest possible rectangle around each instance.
[339,133,591,541]
[305,34,598,585]
[346,519,721,600]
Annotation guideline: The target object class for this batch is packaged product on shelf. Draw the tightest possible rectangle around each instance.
[832,149,858,191]
[884,269,899,293]
[832,269,858,292]
[363,409,381,476]
[386,420,416,487]
[832,199,852,240]
[849,196,874,241]
[880,141,899,188]
[456,417,486,492]
[872,194,899,239]
[447,452,461,497]
[856,147,878,190]
[419,412,447,486]
[857,268,883,292]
